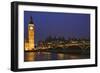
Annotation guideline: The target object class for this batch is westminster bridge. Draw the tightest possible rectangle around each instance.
[25,40,90,53]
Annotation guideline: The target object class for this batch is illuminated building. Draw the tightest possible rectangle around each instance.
[25,16,35,51]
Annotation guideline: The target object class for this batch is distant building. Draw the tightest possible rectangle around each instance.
[25,16,35,51]
[37,39,90,49]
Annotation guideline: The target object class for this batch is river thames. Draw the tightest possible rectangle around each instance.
[24,48,90,62]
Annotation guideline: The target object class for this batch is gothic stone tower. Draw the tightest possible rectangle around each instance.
[25,16,35,51]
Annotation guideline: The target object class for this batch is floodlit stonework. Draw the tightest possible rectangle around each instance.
[25,17,35,51]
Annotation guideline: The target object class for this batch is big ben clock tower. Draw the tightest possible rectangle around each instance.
[28,16,35,50]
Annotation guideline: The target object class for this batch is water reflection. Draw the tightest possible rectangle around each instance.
[24,51,90,62]
[24,52,36,61]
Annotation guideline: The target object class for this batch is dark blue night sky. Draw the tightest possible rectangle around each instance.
[24,11,90,43]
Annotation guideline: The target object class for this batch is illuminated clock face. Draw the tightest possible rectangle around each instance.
[30,26,33,30]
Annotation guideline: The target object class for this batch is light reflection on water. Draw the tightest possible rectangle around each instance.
[24,51,90,62]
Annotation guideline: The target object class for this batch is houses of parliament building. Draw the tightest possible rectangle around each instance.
[24,16,90,51]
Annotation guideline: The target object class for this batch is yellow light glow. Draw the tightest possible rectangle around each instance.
[30,26,33,30]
